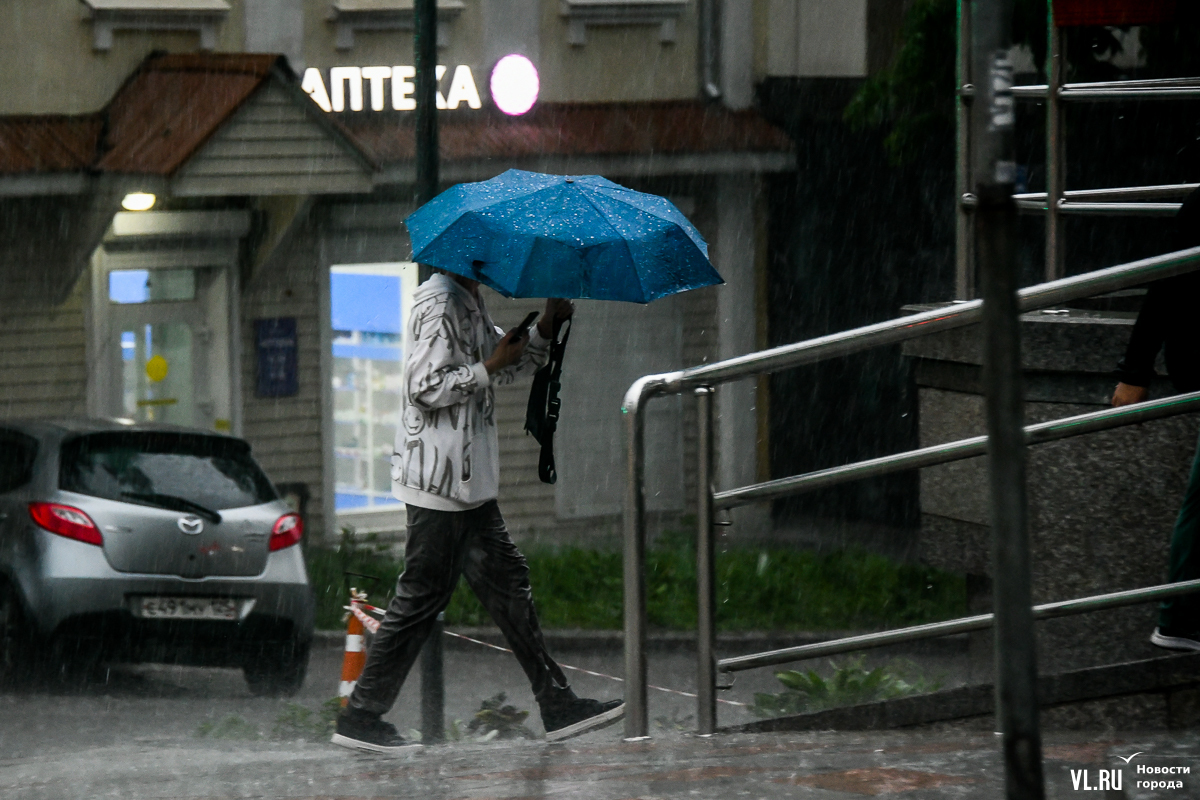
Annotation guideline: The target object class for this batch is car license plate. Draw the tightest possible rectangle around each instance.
[137,596,241,620]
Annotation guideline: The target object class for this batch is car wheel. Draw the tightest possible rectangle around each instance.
[243,639,310,697]
[0,583,34,686]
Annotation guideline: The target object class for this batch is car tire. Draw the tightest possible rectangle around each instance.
[243,638,310,697]
[0,583,34,686]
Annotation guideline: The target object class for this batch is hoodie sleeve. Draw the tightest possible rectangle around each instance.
[405,294,489,411]
[1114,281,1168,388]
[487,323,552,387]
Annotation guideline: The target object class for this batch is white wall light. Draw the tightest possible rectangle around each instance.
[490,55,539,116]
[121,192,156,211]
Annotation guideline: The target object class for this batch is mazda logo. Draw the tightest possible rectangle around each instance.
[177,516,204,535]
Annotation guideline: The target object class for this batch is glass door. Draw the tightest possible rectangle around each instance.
[119,321,195,425]
[92,262,236,433]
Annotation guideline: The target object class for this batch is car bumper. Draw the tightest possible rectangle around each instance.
[19,533,314,661]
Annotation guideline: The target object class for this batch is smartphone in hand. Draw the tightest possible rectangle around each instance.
[506,311,539,342]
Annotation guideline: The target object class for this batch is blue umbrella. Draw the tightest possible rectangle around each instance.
[404,169,723,303]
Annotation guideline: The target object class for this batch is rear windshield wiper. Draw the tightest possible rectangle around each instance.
[119,492,223,524]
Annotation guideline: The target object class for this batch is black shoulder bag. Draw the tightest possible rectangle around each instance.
[524,318,571,484]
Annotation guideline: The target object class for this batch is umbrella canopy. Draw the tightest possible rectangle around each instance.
[405,169,722,303]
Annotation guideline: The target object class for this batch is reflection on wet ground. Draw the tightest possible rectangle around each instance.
[1,639,1196,799]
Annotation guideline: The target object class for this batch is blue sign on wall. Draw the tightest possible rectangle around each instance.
[255,318,299,397]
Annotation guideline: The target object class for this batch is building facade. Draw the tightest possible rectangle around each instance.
[0,0,903,545]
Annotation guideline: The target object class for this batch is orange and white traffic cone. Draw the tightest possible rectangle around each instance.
[339,589,369,707]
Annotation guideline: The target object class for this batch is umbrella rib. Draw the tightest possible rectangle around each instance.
[589,185,696,227]
[575,186,648,302]
[587,185,708,257]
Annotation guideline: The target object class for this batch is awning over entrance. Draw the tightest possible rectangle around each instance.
[0,52,376,198]
[0,52,377,302]
[0,51,795,300]
[341,101,796,184]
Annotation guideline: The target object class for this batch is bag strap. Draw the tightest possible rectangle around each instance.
[536,318,570,484]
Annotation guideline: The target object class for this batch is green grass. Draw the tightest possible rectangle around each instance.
[307,532,966,633]
[749,657,944,717]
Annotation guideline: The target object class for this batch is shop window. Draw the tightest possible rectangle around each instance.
[82,0,231,52]
[329,0,465,51]
[330,263,418,513]
[560,0,687,46]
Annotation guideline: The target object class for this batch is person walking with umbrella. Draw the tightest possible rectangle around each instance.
[332,170,721,753]
[332,275,622,752]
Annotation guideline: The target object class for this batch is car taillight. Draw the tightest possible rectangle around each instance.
[29,502,102,546]
[269,513,303,551]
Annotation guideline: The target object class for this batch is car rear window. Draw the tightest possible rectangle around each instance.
[60,432,277,510]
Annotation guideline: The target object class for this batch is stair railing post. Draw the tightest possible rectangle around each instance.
[623,386,650,739]
[695,386,717,734]
[1045,4,1066,282]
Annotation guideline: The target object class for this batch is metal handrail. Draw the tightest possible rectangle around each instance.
[621,246,1200,739]
[717,578,1200,673]
[623,245,1200,401]
[1016,201,1182,216]
[715,390,1200,510]
[1015,183,1198,203]
[1011,77,1200,100]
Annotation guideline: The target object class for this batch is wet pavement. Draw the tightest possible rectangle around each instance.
[4,726,1200,799]
[1,636,1199,798]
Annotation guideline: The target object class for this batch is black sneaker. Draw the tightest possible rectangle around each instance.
[540,695,625,742]
[1151,627,1200,652]
[331,708,420,754]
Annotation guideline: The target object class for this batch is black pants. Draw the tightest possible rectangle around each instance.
[348,500,569,716]
[1160,427,1200,631]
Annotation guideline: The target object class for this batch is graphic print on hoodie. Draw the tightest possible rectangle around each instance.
[392,273,549,510]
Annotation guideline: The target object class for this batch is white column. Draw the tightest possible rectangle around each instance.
[720,0,754,109]
[482,0,540,67]
[244,0,306,72]
[713,174,768,534]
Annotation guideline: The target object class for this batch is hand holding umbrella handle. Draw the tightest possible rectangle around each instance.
[538,298,574,338]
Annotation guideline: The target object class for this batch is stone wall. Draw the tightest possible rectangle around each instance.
[905,307,1199,677]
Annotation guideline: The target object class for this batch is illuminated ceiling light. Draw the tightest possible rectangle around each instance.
[490,55,539,116]
[121,192,156,211]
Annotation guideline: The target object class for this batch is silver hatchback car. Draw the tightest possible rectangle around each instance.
[0,419,314,694]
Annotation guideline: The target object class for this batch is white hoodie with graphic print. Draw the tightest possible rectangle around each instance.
[391,273,549,511]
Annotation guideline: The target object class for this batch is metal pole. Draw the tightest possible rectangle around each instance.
[972,0,1044,795]
[414,0,438,286]
[955,0,975,299]
[695,387,716,734]
[414,0,442,743]
[622,389,650,738]
[1045,9,1065,282]
[420,611,445,742]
